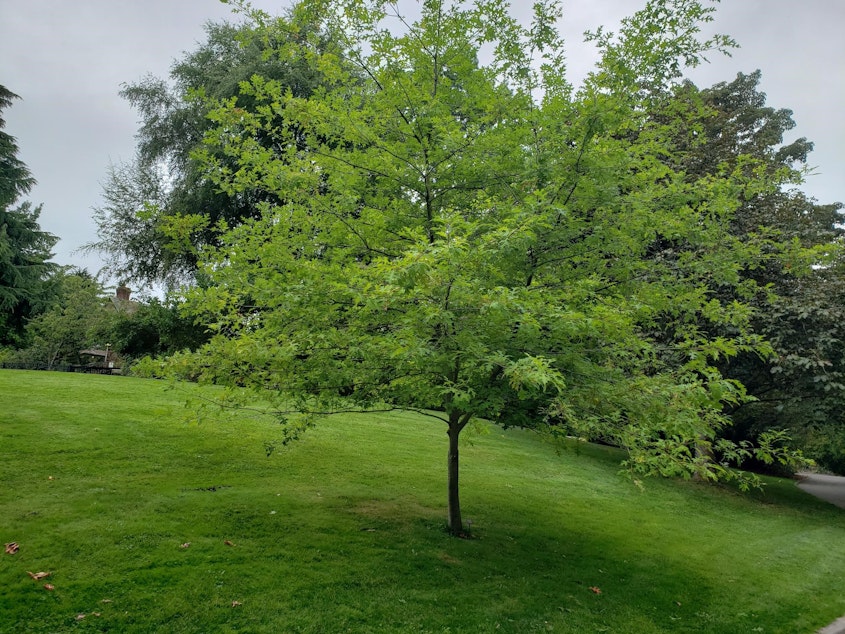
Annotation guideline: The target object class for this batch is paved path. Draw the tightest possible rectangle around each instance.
[795,473,845,634]
[796,472,845,510]
[818,616,845,634]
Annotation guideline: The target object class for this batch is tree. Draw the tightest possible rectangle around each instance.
[701,75,845,473]
[173,0,807,535]
[109,297,210,361]
[20,270,115,369]
[15,270,209,371]
[0,86,57,346]
[735,264,845,473]
[85,17,335,289]
[658,72,845,472]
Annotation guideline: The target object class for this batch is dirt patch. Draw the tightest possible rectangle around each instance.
[347,498,441,527]
[436,552,462,565]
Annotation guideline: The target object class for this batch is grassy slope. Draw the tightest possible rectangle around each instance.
[1,370,844,633]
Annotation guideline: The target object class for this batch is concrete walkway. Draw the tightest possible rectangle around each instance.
[795,473,845,634]
[796,472,845,510]
[818,616,845,634]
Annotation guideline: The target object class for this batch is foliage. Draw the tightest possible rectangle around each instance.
[730,263,845,474]
[667,72,845,473]
[0,86,57,346]
[162,0,821,533]
[0,87,35,209]
[85,18,335,289]
[11,270,116,369]
[11,271,210,370]
[109,297,210,362]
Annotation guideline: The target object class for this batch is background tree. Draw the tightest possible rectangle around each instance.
[739,264,845,473]
[0,86,57,346]
[659,72,845,472]
[16,269,114,369]
[10,270,210,371]
[85,17,334,289]
[109,297,210,362]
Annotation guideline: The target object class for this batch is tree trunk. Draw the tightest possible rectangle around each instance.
[693,435,714,482]
[447,421,462,535]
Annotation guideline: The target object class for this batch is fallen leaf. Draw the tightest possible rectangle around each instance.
[589,587,602,594]
[224,540,235,547]
[100,599,112,604]
[27,571,51,581]
[180,542,191,549]
[232,601,243,607]
[48,476,54,480]
[75,614,86,621]
[92,612,101,617]
[43,584,55,591]
[4,542,19,555]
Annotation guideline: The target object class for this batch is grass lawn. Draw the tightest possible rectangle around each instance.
[1,369,844,633]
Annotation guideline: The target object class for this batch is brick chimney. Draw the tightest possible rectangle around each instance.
[116,284,131,301]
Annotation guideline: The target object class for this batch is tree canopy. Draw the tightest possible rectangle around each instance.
[86,17,335,289]
[149,0,826,533]
[16,270,113,369]
[668,72,845,473]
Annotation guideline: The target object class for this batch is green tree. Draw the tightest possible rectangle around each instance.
[109,297,209,361]
[85,18,335,289]
[740,264,845,473]
[0,86,57,346]
[657,72,845,472]
[20,270,115,369]
[18,271,209,371]
[174,0,807,534]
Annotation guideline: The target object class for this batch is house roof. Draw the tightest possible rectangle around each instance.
[79,349,109,357]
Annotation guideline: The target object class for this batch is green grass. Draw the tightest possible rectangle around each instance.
[1,370,844,633]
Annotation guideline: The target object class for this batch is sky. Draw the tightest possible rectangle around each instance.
[1,0,843,282]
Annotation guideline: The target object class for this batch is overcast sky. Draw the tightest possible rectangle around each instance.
[2,0,843,280]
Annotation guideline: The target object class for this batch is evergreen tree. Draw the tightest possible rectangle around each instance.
[0,86,57,346]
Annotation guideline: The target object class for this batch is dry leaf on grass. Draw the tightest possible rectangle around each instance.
[224,540,235,547]
[589,587,602,594]
[180,542,191,549]
[232,601,243,607]
[27,571,51,580]
[5,542,19,555]
[75,614,86,621]
[43,584,55,591]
